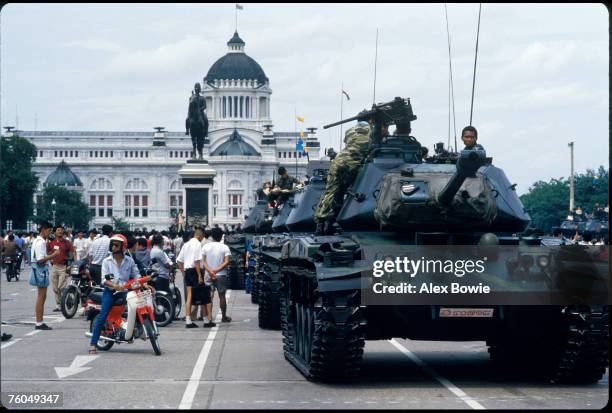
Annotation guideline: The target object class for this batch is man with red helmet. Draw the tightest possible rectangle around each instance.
[88,234,141,354]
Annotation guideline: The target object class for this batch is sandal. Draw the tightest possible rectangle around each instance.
[88,348,97,355]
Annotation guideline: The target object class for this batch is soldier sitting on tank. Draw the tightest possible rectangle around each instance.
[314,113,390,235]
[460,125,485,151]
[269,167,301,213]
[256,182,272,201]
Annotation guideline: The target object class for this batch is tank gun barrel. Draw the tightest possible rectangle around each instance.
[323,97,416,130]
[438,150,487,206]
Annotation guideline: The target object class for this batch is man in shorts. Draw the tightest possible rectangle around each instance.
[201,227,232,323]
[177,228,212,328]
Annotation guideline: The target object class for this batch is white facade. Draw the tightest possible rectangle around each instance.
[16,31,320,231]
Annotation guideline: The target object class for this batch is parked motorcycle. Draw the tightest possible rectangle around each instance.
[60,260,94,319]
[3,252,22,282]
[85,273,161,355]
[149,255,179,326]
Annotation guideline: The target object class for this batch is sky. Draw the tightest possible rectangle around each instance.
[0,3,609,195]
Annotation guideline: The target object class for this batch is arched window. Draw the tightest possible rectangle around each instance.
[223,96,227,118]
[88,177,113,217]
[234,96,238,118]
[124,178,149,218]
[240,96,243,118]
[169,179,183,219]
[227,179,243,219]
[245,97,250,118]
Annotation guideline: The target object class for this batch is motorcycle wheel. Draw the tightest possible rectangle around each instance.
[173,286,182,318]
[143,318,161,356]
[89,315,114,351]
[61,286,80,319]
[154,293,174,327]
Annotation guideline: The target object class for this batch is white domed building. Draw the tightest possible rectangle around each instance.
[15,31,321,231]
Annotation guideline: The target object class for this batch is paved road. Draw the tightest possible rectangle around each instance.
[1,264,608,409]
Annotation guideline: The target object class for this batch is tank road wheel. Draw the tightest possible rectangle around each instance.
[281,267,366,382]
[488,305,608,384]
[251,276,261,304]
[258,262,281,330]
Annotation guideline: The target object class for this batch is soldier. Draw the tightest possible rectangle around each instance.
[314,114,389,235]
[270,167,300,208]
[461,125,485,151]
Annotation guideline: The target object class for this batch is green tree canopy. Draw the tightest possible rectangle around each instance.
[32,185,93,230]
[520,166,609,233]
[111,216,130,232]
[1,134,39,228]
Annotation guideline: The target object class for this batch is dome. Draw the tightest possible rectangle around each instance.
[204,31,268,84]
[210,129,261,157]
[44,160,83,187]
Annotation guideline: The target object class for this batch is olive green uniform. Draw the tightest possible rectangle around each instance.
[315,122,371,221]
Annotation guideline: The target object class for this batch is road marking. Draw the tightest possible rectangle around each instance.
[55,355,99,379]
[25,330,41,336]
[10,293,18,296]
[178,290,231,410]
[1,338,22,349]
[389,339,486,410]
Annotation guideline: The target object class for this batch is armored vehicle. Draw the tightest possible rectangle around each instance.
[278,97,608,383]
[224,233,247,290]
[257,160,332,329]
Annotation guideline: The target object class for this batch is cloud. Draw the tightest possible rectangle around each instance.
[511,41,578,75]
[101,35,217,79]
[60,40,128,54]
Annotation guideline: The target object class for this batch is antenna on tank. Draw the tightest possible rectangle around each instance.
[372,28,379,105]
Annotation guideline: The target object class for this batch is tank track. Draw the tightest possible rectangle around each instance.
[280,266,366,382]
[258,261,281,330]
[488,305,608,383]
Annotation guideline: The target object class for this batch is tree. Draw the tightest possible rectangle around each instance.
[520,166,609,233]
[111,216,130,232]
[32,185,93,230]
[0,134,39,228]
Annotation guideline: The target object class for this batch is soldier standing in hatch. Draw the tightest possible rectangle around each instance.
[314,114,389,235]
[460,125,485,151]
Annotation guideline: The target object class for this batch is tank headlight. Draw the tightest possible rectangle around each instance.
[401,183,418,195]
[537,255,549,268]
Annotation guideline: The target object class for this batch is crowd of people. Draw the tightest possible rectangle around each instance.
[0,221,238,349]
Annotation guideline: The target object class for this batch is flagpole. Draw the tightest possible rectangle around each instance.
[340,82,344,151]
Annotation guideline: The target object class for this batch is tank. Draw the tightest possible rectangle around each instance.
[224,233,247,290]
[277,97,608,383]
[560,214,608,241]
[257,160,332,330]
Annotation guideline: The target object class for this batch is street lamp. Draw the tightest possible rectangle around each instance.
[51,198,57,226]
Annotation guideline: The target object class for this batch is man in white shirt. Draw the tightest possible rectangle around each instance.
[202,227,232,323]
[73,231,89,261]
[88,225,113,285]
[177,229,207,328]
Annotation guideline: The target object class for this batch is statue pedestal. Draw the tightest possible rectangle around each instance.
[178,160,216,229]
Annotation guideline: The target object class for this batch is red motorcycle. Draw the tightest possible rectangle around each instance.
[85,274,161,355]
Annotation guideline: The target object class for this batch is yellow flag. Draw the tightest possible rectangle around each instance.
[296,116,304,122]
[299,131,304,138]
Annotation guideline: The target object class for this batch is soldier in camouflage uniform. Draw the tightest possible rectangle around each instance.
[269,167,301,213]
[314,118,389,235]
